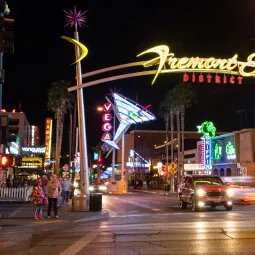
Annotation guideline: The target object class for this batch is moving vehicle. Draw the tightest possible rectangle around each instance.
[221,176,255,203]
[178,175,233,211]
[89,183,108,193]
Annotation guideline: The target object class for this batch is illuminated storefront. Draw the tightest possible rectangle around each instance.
[211,133,238,176]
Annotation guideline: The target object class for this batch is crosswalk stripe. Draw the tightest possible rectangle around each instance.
[59,231,98,255]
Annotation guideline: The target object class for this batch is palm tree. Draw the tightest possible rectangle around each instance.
[47,80,75,175]
[159,90,176,188]
[159,93,171,184]
[170,83,196,184]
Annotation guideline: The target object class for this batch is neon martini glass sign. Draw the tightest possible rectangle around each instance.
[103,93,156,150]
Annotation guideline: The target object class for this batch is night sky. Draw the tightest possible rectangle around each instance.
[3,0,255,152]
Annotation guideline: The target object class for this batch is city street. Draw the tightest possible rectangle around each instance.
[1,190,255,254]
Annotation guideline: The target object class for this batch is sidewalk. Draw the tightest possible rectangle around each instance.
[0,199,109,223]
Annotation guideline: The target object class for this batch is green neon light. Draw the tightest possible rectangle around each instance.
[226,141,236,160]
[214,142,222,160]
[197,121,216,138]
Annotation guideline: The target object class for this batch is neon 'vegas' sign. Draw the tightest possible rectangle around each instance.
[138,45,255,84]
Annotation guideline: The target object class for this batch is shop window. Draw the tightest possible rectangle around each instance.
[226,168,231,176]
[213,169,218,176]
[220,168,225,176]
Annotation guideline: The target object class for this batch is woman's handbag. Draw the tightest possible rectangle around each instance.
[42,197,48,205]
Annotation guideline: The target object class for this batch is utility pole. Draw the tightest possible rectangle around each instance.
[236,109,246,129]
[0,1,14,109]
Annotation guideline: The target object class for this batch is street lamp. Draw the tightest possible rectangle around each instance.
[63,7,90,211]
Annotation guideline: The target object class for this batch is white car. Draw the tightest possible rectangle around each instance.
[89,184,108,193]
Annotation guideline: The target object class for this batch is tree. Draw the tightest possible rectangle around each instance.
[170,83,196,184]
[47,80,75,175]
[159,90,177,190]
[159,83,196,191]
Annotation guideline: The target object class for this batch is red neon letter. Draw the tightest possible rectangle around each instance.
[237,76,243,85]
[102,123,112,132]
[102,113,112,122]
[198,74,204,83]
[223,75,227,84]
[230,76,235,84]
[192,73,196,82]
[183,73,189,82]
[103,103,112,112]
[215,75,221,84]
[206,74,212,83]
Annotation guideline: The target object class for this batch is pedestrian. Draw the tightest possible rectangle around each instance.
[6,175,11,188]
[33,178,46,220]
[143,180,148,190]
[61,175,72,204]
[46,174,62,219]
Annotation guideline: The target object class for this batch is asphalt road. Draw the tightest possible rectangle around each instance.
[1,191,255,254]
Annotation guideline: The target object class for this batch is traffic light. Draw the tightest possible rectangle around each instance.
[0,153,13,167]
[7,117,19,142]
[0,1,14,53]
[97,156,103,164]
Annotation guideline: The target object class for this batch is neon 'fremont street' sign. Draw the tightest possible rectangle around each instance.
[138,45,255,84]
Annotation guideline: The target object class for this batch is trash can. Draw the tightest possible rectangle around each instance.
[89,193,102,212]
[164,184,170,191]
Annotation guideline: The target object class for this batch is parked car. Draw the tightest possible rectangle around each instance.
[178,175,233,211]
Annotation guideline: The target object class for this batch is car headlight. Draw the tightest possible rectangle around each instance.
[99,185,107,191]
[89,186,95,191]
[226,188,233,197]
[196,189,206,197]
[73,181,79,188]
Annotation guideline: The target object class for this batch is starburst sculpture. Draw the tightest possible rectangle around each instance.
[64,6,87,31]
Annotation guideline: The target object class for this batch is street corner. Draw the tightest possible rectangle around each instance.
[72,209,110,223]
[32,218,66,225]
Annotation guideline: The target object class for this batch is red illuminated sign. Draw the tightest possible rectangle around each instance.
[183,73,243,85]
[101,102,113,142]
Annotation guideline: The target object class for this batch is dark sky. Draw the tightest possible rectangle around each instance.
[3,0,255,151]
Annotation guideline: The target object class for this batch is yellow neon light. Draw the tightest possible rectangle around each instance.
[61,35,88,64]
[137,45,169,84]
[137,45,255,84]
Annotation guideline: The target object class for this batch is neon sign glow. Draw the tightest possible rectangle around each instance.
[214,142,222,160]
[104,93,155,150]
[137,45,255,84]
[226,141,236,160]
[197,121,216,170]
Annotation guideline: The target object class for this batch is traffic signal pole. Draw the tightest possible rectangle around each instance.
[0,1,4,109]
[0,52,3,109]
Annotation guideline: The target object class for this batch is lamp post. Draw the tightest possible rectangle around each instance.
[64,7,89,211]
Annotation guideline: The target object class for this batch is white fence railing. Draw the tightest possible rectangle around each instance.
[0,186,33,202]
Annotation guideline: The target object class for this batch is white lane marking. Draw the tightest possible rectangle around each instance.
[104,208,119,216]
[74,215,107,222]
[98,221,255,231]
[111,196,153,209]
[59,231,98,255]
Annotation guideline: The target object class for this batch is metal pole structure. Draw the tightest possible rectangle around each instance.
[121,132,125,181]
[112,109,116,181]
[73,30,89,210]
[165,114,169,184]
[0,52,3,109]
